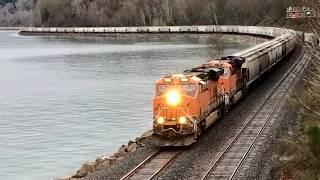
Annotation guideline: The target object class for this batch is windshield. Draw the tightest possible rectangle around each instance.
[222,67,230,77]
[156,84,197,97]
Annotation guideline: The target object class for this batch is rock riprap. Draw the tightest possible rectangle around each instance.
[65,130,153,179]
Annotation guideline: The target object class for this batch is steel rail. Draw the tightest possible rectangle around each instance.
[119,149,161,180]
[147,150,182,180]
[228,52,310,180]
[119,148,183,180]
[201,50,308,180]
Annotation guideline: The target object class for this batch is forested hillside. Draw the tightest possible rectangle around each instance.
[35,0,289,27]
[0,0,290,27]
[0,0,34,26]
[0,0,15,6]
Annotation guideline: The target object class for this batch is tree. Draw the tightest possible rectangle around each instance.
[0,0,15,6]
[0,0,292,27]
[0,3,14,26]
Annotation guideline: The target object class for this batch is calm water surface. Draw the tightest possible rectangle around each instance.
[0,31,258,180]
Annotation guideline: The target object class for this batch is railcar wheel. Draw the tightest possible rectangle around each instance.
[219,104,227,116]
[196,122,205,138]
[243,83,248,96]
[200,120,206,135]
[242,76,249,96]
[197,124,202,138]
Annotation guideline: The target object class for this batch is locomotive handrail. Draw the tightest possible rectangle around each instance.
[154,107,198,135]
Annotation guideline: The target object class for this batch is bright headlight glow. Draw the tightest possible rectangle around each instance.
[157,116,165,124]
[178,116,187,124]
[166,90,181,106]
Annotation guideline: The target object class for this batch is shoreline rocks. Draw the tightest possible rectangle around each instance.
[63,130,153,179]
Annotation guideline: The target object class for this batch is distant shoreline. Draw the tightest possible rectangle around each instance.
[18,26,277,39]
[0,27,21,30]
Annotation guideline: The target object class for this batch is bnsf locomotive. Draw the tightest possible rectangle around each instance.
[152,31,297,146]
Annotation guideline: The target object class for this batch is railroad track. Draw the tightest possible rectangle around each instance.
[200,51,309,180]
[120,148,183,180]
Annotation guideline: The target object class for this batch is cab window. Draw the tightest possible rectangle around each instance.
[156,84,173,96]
[177,84,197,96]
[223,67,230,78]
[156,84,197,97]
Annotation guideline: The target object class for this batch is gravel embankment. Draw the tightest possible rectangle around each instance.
[83,49,303,180]
[248,64,306,180]
[235,68,305,180]
[241,98,301,180]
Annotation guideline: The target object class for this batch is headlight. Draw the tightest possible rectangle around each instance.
[156,116,165,124]
[166,90,181,106]
[178,116,187,125]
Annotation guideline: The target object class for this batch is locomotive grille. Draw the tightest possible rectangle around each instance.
[162,108,180,119]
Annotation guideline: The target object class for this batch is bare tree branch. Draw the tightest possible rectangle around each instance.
[307,87,320,99]
[296,96,320,117]
[301,75,320,87]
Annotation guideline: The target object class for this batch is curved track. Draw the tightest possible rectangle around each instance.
[17,25,317,180]
[119,148,183,180]
[200,51,309,180]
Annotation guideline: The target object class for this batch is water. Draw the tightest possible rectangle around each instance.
[0,31,258,180]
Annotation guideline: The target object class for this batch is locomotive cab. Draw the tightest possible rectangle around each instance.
[152,69,223,146]
[153,75,200,139]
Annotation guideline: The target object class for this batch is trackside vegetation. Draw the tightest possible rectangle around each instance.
[277,18,320,179]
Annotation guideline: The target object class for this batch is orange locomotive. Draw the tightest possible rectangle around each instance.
[152,56,246,146]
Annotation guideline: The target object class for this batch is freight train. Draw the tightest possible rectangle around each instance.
[151,31,298,146]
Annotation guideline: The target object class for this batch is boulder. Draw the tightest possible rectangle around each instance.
[136,130,153,145]
[73,162,95,178]
[127,142,138,153]
[114,144,128,159]
[127,140,135,146]
[94,156,117,170]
